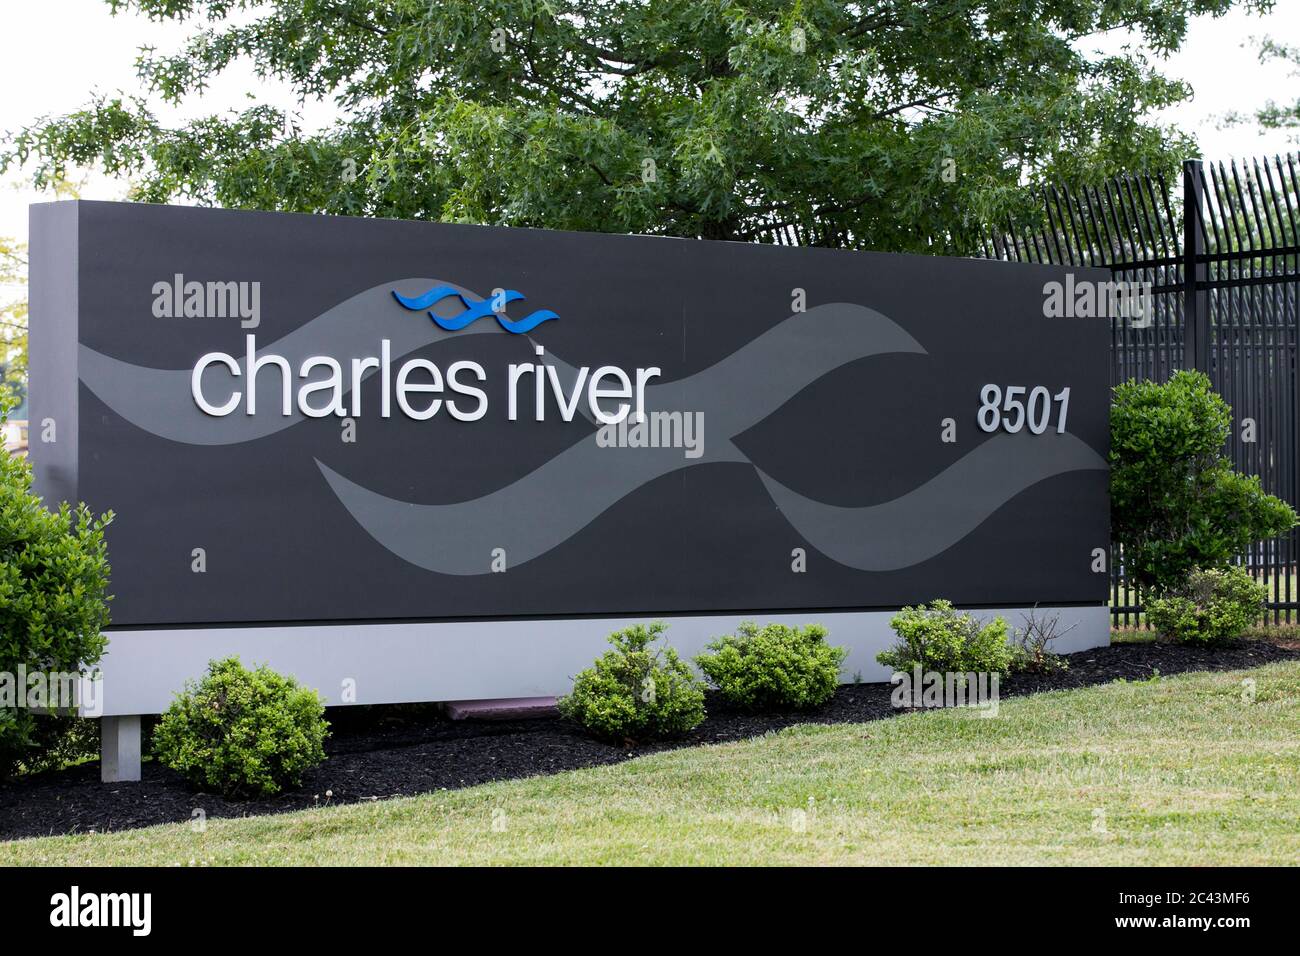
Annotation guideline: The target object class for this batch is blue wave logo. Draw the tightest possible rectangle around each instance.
[392,285,558,334]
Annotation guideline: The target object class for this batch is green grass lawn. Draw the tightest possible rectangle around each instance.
[3,661,1298,866]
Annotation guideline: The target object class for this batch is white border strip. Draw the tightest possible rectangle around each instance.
[87,606,1110,715]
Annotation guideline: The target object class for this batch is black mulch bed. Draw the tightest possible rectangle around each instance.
[3,635,1298,840]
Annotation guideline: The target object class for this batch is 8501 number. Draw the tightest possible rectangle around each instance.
[978,384,1070,434]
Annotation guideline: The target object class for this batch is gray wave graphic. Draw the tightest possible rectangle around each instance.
[318,302,927,574]
[77,279,545,444]
[756,430,1107,571]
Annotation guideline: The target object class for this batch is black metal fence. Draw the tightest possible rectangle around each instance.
[757,154,1300,626]
[981,156,1300,625]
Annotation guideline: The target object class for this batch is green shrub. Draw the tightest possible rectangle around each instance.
[153,657,329,798]
[0,711,101,778]
[695,621,846,711]
[558,621,705,742]
[1111,370,1296,593]
[877,600,1015,674]
[14,716,100,776]
[0,401,113,779]
[1146,566,1266,644]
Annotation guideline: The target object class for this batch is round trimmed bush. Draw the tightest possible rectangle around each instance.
[153,657,329,797]
[695,621,846,711]
[877,600,1016,674]
[558,621,705,742]
[1146,566,1266,645]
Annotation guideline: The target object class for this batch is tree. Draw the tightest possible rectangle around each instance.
[1109,370,1296,594]
[1230,37,1300,140]
[0,238,27,408]
[0,0,1271,251]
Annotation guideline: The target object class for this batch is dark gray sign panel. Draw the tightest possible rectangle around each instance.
[30,201,1109,628]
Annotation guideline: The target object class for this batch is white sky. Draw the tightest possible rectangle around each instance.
[0,0,1297,254]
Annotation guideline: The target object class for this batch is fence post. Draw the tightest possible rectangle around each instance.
[1182,159,1209,372]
